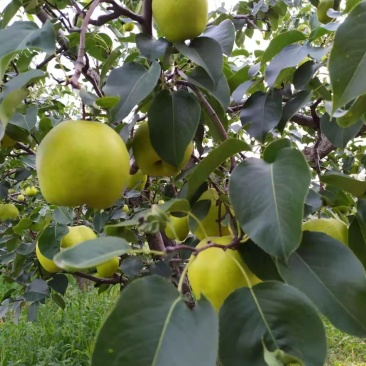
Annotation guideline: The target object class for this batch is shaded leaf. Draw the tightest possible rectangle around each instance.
[219,282,327,366]
[320,172,366,197]
[329,1,366,112]
[240,90,282,142]
[229,147,311,260]
[135,34,170,61]
[176,37,223,86]
[320,113,363,149]
[38,223,69,260]
[104,61,161,122]
[92,276,218,366]
[277,231,366,337]
[201,19,235,55]
[148,90,200,167]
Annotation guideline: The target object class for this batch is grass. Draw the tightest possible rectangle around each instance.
[0,278,120,366]
[1,279,365,366]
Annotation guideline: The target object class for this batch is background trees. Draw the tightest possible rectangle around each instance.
[1,0,366,365]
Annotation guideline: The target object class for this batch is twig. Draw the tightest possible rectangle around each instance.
[36,46,66,69]
[14,142,36,155]
[68,0,100,89]
[88,0,144,26]
[73,271,125,285]
[165,237,242,256]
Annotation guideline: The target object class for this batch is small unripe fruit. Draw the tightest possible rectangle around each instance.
[17,194,25,202]
[123,23,134,32]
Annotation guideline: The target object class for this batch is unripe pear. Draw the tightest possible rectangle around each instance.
[152,0,208,42]
[188,236,261,311]
[0,203,20,221]
[96,256,120,278]
[302,218,348,244]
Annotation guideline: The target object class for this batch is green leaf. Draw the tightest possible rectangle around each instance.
[38,223,69,260]
[92,276,218,366]
[329,1,366,112]
[265,44,308,88]
[103,61,161,122]
[293,60,318,90]
[261,30,307,65]
[135,34,170,61]
[185,66,230,111]
[277,89,312,132]
[0,0,22,29]
[336,95,366,128]
[219,282,327,366]
[349,199,366,269]
[148,89,200,167]
[48,274,68,295]
[320,172,366,197]
[277,231,366,337]
[94,96,120,109]
[185,138,251,201]
[53,237,130,271]
[240,90,282,142]
[0,21,55,79]
[229,147,311,260]
[202,19,235,56]
[10,105,38,132]
[320,113,363,149]
[176,37,223,86]
[23,279,50,302]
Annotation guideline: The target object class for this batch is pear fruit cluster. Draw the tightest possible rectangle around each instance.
[152,0,208,42]
[36,225,120,277]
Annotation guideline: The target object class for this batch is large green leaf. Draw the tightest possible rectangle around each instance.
[103,61,161,122]
[176,37,223,86]
[277,231,366,337]
[261,30,307,65]
[277,89,312,132]
[92,276,218,366]
[10,105,38,133]
[135,34,170,61]
[148,89,200,167]
[349,199,366,269]
[0,0,22,29]
[185,138,251,201]
[265,44,308,88]
[329,1,366,112]
[54,237,130,271]
[320,113,363,149]
[320,172,366,197]
[0,21,55,79]
[201,19,235,56]
[240,90,282,143]
[229,146,311,260]
[219,282,327,366]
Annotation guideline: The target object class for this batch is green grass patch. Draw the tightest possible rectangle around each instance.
[0,278,119,366]
[1,279,365,365]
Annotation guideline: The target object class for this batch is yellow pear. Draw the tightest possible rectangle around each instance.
[302,218,348,245]
[152,0,208,42]
[36,242,61,273]
[188,236,261,311]
[132,121,193,177]
[96,256,120,278]
[36,120,130,209]
[0,203,19,221]
[60,225,97,249]
[192,188,231,240]
[165,214,189,241]
[127,170,147,191]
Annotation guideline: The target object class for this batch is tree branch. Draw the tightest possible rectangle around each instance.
[68,0,100,89]
[89,0,144,26]
[141,0,153,35]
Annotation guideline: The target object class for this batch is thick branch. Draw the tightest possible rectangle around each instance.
[142,0,153,35]
[146,232,166,253]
